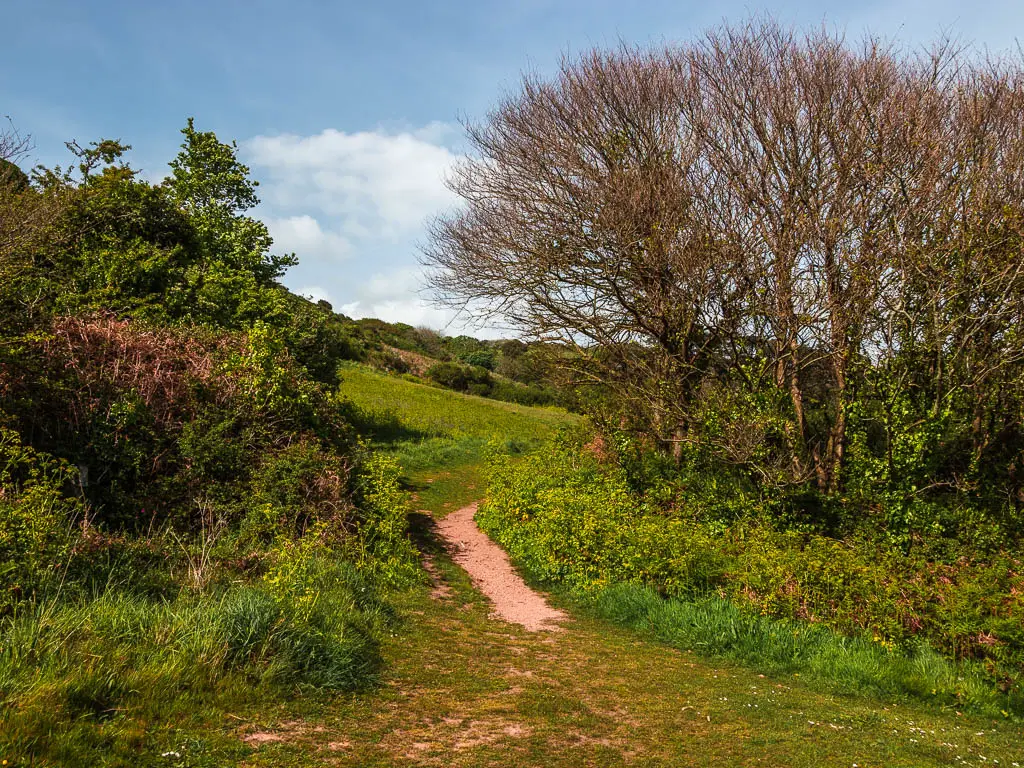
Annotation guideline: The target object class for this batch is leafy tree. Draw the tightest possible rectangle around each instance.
[425,20,1024,525]
[165,118,295,327]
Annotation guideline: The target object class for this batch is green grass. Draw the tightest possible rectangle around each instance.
[113,521,1024,767]
[0,558,391,766]
[584,583,1022,719]
[5,364,1022,765]
[337,362,579,518]
[338,362,576,467]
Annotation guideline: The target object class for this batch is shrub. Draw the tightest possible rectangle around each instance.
[426,361,492,393]
[246,439,356,541]
[0,427,83,610]
[0,316,358,532]
[481,427,1024,709]
[365,347,411,374]
[351,454,419,585]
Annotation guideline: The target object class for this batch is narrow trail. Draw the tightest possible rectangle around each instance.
[236,494,1023,767]
[434,503,566,632]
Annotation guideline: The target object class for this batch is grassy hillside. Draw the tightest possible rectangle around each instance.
[338,362,578,513]
[162,383,1022,768]
[339,362,572,446]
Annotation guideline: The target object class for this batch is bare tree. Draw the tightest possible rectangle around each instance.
[425,19,1024,498]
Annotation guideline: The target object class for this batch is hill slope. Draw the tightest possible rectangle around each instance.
[230,370,1023,767]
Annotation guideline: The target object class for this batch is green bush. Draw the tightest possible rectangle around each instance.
[0,427,84,611]
[427,361,492,393]
[480,428,1024,711]
[351,453,420,585]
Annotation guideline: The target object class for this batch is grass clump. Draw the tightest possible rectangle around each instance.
[587,583,1019,716]
[0,555,390,762]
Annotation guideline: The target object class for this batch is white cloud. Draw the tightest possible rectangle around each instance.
[340,266,446,328]
[265,214,351,263]
[245,126,461,237]
[243,124,475,332]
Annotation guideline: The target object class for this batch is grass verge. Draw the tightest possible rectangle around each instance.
[0,557,392,765]
[582,582,1021,720]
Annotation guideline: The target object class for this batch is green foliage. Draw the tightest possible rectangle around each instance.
[7,120,369,389]
[479,429,729,596]
[167,117,294,286]
[427,360,493,394]
[0,427,83,610]
[352,454,420,584]
[481,428,1024,712]
[279,292,365,384]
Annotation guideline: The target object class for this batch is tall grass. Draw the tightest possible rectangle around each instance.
[0,558,389,763]
[584,582,1021,718]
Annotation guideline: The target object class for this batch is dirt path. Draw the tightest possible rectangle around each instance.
[234,498,1023,767]
[434,503,567,632]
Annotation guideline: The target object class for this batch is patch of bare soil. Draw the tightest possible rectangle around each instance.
[241,720,325,746]
[435,503,567,632]
[386,715,533,761]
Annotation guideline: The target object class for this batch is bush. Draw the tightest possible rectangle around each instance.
[0,427,84,611]
[427,361,491,393]
[245,439,356,542]
[0,316,359,533]
[351,454,420,585]
[366,347,411,374]
[480,428,1024,711]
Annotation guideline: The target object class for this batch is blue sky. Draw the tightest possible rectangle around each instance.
[3,0,1022,333]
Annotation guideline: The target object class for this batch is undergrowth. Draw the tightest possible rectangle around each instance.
[479,428,1024,720]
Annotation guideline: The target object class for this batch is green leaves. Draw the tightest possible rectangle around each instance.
[167,118,294,284]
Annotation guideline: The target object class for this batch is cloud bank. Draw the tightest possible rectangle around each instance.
[244,124,475,331]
